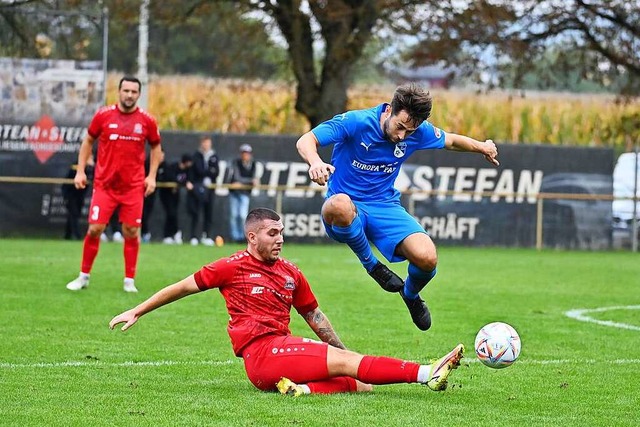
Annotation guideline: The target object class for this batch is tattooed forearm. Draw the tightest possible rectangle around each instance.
[303,308,346,350]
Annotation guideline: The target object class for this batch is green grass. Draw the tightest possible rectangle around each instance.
[1,239,639,426]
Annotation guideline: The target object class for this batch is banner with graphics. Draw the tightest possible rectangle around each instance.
[0,125,614,249]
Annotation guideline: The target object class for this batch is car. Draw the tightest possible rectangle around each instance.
[612,152,640,247]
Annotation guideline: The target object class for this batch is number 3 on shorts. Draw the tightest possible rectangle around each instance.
[91,206,100,221]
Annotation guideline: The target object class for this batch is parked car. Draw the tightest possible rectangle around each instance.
[539,173,612,250]
[612,152,640,246]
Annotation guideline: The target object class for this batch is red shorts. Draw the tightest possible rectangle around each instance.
[88,186,144,227]
[241,335,330,391]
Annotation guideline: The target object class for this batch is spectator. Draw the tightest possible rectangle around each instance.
[187,136,220,246]
[141,150,165,243]
[62,157,94,240]
[158,153,193,244]
[228,144,258,243]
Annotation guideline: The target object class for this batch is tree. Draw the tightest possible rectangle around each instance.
[407,0,640,95]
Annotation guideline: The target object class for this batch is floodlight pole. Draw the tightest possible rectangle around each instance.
[632,144,638,252]
[102,6,109,106]
[138,0,150,109]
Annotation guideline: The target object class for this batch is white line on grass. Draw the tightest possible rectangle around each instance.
[565,305,640,331]
[0,359,237,369]
[3,358,640,370]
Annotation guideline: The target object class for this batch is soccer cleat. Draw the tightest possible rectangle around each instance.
[66,276,89,291]
[162,237,175,244]
[276,377,304,397]
[400,289,432,331]
[123,280,138,293]
[112,231,124,243]
[368,262,404,293]
[426,344,465,391]
[190,238,199,246]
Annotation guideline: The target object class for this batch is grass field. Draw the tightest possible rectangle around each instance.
[1,239,639,426]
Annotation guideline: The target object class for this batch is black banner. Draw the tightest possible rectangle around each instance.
[0,129,614,249]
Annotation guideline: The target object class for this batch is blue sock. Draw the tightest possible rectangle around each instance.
[403,264,436,299]
[331,214,378,272]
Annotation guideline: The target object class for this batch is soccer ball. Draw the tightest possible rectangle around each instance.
[474,322,521,369]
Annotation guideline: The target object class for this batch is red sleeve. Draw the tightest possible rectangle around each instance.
[87,109,104,139]
[292,270,319,315]
[146,115,161,146]
[193,258,236,291]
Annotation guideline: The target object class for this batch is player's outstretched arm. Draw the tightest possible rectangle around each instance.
[302,307,346,350]
[444,133,499,166]
[296,131,335,186]
[109,275,201,331]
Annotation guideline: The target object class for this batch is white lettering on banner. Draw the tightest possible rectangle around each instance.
[283,213,326,237]
[265,162,289,197]
[419,215,480,240]
[403,166,543,204]
[0,124,86,143]
[284,162,313,197]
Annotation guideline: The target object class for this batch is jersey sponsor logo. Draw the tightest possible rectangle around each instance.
[134,123,143,134]
[360,141,372,151]
[109,134,118,140]
[283,275,295,290]
[249,273,262,278]
[251,286,264,294]
[394,141,407,158]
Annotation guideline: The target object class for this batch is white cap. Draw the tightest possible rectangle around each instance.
[239,144,252,153]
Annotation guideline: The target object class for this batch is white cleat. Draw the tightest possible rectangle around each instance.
[201,237,215,247]
[123,280,138,293]
[112,231,124,243]
[66,276,89,291]
[190,238,199,246]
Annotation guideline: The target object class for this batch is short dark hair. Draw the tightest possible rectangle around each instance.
[118,76,142,91]
[245,208,281,231]
[391,83,432,125]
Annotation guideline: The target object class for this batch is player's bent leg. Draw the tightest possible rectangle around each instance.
[321,194,383,276]
[396,233,438,330]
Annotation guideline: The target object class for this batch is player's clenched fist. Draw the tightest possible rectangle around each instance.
[308,161,335,186]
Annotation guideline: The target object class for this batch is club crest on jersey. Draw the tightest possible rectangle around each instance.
[434,126,441,138]
[283,276,295,290]
[134,123,143,134]
[394,142,407,158]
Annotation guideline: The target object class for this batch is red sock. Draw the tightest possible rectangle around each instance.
[123,236,140,278]
[307,377,358,394]
[81,234,101,274]
[356,356,420,385]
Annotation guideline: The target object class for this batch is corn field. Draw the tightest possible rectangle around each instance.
[107,74,640,149]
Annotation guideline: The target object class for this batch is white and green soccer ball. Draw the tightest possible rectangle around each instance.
[474,322,521,369]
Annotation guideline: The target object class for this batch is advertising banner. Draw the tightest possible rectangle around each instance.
[0,122,614,249]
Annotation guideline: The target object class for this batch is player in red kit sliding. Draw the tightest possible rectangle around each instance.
[66,76,162,293]
[110,208,464,395]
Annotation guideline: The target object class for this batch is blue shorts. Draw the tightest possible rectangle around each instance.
[323,199,426,263]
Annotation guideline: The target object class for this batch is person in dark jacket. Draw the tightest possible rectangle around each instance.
[62,157,94,240]
[158,153,193,244]
[187,136,219,246]
[228,144,258,243]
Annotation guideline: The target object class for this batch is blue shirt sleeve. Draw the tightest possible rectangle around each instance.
[416,121,446,150]
[311,112,356,147]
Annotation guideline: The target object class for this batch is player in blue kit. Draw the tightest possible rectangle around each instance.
[296,83,499,331]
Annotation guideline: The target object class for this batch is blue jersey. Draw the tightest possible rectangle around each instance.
[312,103,446,202]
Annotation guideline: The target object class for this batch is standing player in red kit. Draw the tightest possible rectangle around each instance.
[66,76,162,293]
[109,208,464,395]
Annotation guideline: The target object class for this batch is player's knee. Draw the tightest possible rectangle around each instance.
[87,224,105,238]
[322,194,355,226]
[417,252,437,272]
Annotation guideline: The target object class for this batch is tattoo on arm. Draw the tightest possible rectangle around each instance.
[304,308,346,350]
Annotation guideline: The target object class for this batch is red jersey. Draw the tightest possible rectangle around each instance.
[88,104,161,190]
[193,250,319,356]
